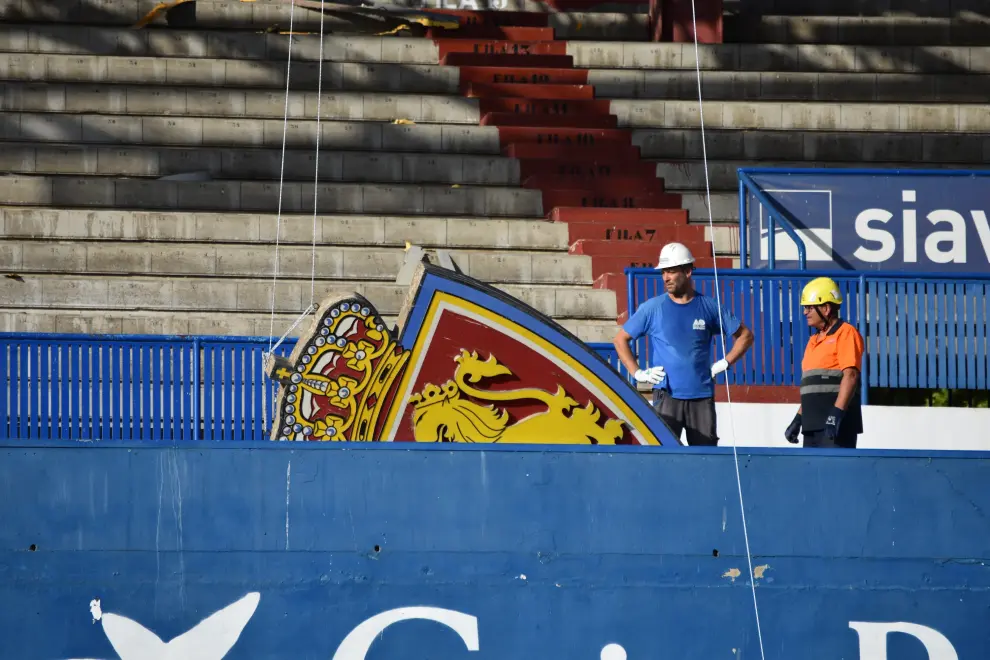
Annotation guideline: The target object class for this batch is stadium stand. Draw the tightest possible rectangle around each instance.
[0,0,986,353]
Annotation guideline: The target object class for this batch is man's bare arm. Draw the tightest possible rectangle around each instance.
[612,327,642,376]
[834,367,860,410]
[724,323,754,366]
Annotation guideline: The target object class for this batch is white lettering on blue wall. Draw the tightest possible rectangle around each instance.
[852,189,990,265]
[65,595,963,660]
[849,621,959,660]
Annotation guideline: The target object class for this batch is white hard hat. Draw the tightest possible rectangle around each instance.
[655,242,695,270]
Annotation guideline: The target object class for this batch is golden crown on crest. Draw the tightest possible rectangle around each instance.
[265,295,409,442]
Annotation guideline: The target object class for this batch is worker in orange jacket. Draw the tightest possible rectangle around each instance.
[785,277,865,449]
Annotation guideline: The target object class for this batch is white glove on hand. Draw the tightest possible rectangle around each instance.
[634,366,666,385]
[711,359,729,378]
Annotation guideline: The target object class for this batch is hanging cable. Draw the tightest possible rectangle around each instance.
[687,1,767,657]
[310,0,326,307]
[267,0,298,356]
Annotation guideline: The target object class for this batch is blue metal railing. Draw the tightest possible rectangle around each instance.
[0,334,299,442]
[0,333,626,442]
[625,268,990,399]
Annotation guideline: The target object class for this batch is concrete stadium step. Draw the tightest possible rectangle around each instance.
[0,208,570,251]
[0,27,441,63]
[0,274,618,319]
[4,114,502,152]
[729,0,982,16]
[567,42,990,74]
[5,27,990,74]
[634,128,990,164]
[725,14,990,47]
[5,82,987,133]
[0,143,521,185]
[651,159,984,191]
[2,240,593,285]
[682,192,737,223]
[588,70,990,103]
[0,175,543,216]
[706,224,739,256]
[607,99,987,132]
[6,53,990,104]
[0,53,464,94]
[0,82,483,124]
[0,308,622,343]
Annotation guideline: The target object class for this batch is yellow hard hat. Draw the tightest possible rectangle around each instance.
[800,277,843,306]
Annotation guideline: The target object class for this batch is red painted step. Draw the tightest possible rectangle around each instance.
[441,53,574,67]
[540,189,683,212]
[504,143,641,160]
[466,82,595,99]
[435,40,567,58]
[496,127,632,147]
[589,255,732,284]
[584,256,663,280]
[483,112,617,128]
[427,10,550,27]
[569,239,711,258]
[428,26,554,40]
[549,208,688,224]
[458,67,589,87]
[520,160,657,180]
[478,97,611,115]
[563,221,705,244]
[522,173,662,191]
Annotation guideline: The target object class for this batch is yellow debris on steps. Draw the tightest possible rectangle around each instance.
[133,0,195,28]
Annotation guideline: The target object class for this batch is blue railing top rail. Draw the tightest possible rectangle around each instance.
[1,332,295,343]
[738,167,990,177]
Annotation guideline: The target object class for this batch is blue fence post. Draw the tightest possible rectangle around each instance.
[858,274,869,407]
[768,214,776,270]
[738,177,747,269]
[192,336,201,441]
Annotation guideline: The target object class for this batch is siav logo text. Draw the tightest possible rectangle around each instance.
[854,190,990,265]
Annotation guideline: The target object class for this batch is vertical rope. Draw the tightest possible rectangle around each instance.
[267,0,298,355]
[687,2,767,657]
[310,0,326,306]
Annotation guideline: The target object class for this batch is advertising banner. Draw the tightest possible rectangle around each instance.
[743,169,990,273]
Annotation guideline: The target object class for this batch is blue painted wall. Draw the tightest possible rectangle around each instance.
[2,442,988,659]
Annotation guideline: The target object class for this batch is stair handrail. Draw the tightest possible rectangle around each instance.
[737,169,808,270]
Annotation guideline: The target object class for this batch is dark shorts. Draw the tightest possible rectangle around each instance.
[803,429,858,449]
[651,390,718,446]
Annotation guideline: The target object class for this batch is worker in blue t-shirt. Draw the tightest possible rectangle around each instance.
[613,243,754,446]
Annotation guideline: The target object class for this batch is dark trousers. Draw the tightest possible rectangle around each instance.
[804,430,858,449]
[652,390,719,446]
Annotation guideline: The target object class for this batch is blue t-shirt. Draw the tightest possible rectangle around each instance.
[622,293,741,399]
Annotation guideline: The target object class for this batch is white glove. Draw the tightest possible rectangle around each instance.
[634,366,666,385]
[711,358,729,378]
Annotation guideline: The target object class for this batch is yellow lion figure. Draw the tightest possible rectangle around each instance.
[409,350,625,445]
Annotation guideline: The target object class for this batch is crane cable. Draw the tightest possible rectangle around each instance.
[687,1,767,657]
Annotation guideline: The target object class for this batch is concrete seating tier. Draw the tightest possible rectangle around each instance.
[0,0,650,37]
[725,0,984,17]
[4,27,990,72]
[0,206,621,341]
[724,14,990,46]
[4,52,990,103]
